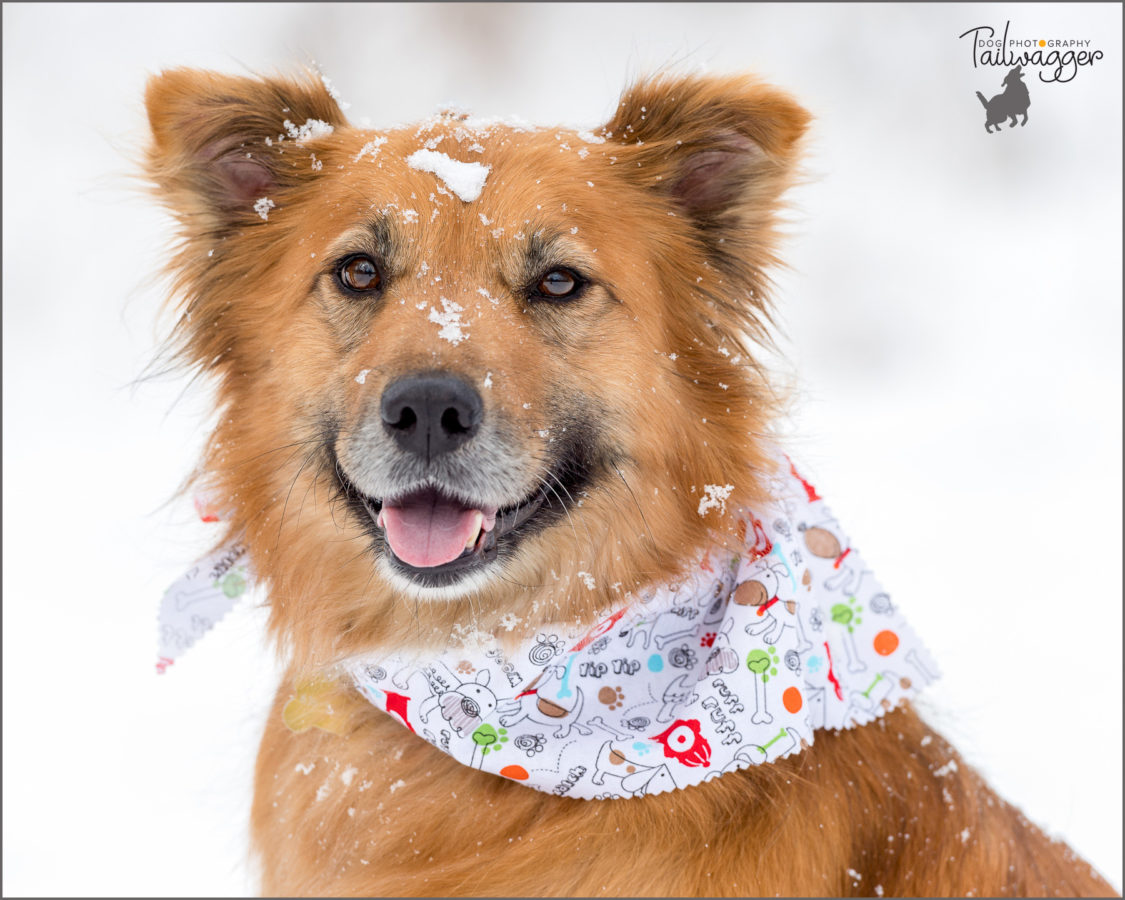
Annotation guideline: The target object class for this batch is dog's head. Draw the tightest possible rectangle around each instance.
[144,69,809,666]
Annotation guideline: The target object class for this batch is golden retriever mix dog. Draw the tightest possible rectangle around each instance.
[144,69,1114,896]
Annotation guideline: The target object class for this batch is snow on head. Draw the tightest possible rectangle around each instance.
[319,73,351,110]
[353,136,387,162]
[284,118,334,144]
[406,150,490,202]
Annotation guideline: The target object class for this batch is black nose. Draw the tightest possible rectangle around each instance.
[380,373,483,460]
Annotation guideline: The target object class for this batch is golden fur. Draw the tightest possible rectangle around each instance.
[144,68,1115,896]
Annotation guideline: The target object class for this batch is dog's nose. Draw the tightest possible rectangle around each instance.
[380,373,483,460]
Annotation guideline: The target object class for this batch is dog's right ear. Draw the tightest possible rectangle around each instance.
[144,68,347,235]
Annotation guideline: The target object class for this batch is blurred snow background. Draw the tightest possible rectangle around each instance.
[3,2,1120,895]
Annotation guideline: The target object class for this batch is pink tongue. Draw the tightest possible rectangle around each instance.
[381,491,483,568]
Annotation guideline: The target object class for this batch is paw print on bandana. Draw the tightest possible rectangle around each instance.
[700,632,716,648]
[632,741,654,757]
[746,646,780,683]
[471,724,508,757]
[830,597,863,634]
[598,686,625,710]
[528,633,564,665]
[514,733,546,756]
[456,660,475,675]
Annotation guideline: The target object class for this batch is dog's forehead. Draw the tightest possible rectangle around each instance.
[338,119,603,222]
[324,120,608,282]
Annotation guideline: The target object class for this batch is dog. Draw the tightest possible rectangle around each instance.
[144,68,1113,896]
[976,64,1031,133]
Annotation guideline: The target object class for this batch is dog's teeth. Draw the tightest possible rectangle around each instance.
[376,510,384,528]
[466,510,484,549]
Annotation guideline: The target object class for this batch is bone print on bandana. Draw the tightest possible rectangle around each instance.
[347,456,940,800]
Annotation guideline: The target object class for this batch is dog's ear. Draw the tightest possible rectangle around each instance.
[144,68,347,235]
[602,73,810,288]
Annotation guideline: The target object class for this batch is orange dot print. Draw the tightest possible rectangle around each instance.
[873,630,900,656]
[783,686,803,713]
[1039,39,1046,47]
[500,765,529,781]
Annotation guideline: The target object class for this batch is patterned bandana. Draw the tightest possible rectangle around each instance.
[158,457,939,800]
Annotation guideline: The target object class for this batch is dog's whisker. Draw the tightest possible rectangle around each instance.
[272,443,325,553]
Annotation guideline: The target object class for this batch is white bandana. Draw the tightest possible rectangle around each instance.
[158,458,938,799]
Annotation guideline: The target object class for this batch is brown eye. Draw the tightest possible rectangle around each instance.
[536,268,581,300]
[338,255,382,293]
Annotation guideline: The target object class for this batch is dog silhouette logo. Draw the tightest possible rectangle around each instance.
[975,65,1030,132]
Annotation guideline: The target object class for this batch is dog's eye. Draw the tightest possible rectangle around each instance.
[535,269,582,300]
[337,255,382,293]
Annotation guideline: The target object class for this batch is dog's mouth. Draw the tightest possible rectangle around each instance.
[336,470,554,587]
[370,484,547,571]
[329,420,603,590]
[379,487,499,569]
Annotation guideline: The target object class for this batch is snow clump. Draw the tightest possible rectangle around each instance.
[429,297,470,345]
[407,149,490,202]
[284,118,335,144]
[697,484,734,517]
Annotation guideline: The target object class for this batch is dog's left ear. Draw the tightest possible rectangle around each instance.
[602,73,810,286]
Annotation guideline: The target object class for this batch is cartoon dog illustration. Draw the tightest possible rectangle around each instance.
[733,558,786,609]
[734,558,814,654]
[591,740,678,797]
[417,668,498,738]
[798,520,867,596]
[619,576,720,650]
[656,672,700,723]
[976,65,1030,133]
[497,664,592,739]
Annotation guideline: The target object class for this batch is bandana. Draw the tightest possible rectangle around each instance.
[158,457,939,799]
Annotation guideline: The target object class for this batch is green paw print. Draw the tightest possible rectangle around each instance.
[830,596,863,633]
[747,646,779,683]
[217,568,247,599]
[471,724,509,757]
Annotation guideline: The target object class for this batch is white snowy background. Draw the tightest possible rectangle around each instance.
[3,3,1120,895]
